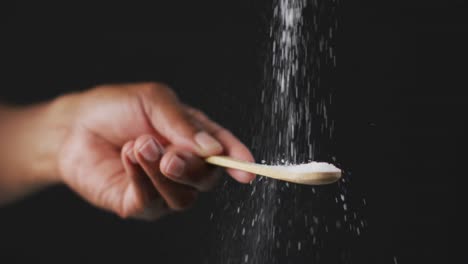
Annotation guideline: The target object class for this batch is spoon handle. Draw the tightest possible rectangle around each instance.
[205,155,282,180]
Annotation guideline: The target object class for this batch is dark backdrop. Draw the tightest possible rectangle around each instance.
[0,1,466,264]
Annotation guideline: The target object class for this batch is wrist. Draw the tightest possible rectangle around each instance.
[0,93,82,204]
[40,93,81,184]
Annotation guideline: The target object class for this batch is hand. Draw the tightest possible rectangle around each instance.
[56,83,255,220]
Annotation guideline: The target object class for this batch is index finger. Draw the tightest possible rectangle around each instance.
[186,107,256,183]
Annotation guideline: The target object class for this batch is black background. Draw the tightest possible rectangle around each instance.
[0,1,466,263]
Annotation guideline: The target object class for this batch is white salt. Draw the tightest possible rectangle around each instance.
[266,161,341,173]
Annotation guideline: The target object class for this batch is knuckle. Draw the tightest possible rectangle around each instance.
[214,127,231,138]
[140,82,176,97]
[141,82,161,92]
[198,173,221,192]
[187,107,204,117]
[116,193,146,220]
[169,192,198,211]
[116,208,132,219]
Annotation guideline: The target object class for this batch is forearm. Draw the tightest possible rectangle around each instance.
[0,96,74,205]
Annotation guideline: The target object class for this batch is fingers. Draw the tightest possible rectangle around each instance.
[132,135,198,211]
[159,146,222,192]
[139,84,223,157]
[121,134,221,218]
[121,140,168,220]
[186,107,256,183]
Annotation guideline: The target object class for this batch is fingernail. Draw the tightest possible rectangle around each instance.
[126,148,137,164]
[194,131,222,155]
[166,155,186,178]
[139,138,162,162]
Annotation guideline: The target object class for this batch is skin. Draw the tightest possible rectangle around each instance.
[0,83,255,220]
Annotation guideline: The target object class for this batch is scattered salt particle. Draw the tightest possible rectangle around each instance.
[209,213,213,220]
[244,254,249,263]
[313,216,319,224]
[298,242,302,251]
[356,227,360,236]
[242,228,246,236]
[285,182,290,187]
[309,227,315,235]
[343,203,348,211]
[336,220,341,229]
[340,194,345,201]
[393,256,398,264]
[261,159,266,164]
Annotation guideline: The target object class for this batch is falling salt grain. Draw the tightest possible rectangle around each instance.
[309,227,315,235]
[313,216,319,224]
[336,220,341,229]
[244,254,249,263]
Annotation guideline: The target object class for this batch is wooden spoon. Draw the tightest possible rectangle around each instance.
[206,155,341,185]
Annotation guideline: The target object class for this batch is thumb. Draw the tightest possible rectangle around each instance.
[140,84,223,157]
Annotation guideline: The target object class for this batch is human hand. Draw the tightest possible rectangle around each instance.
[56,83,255,220]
